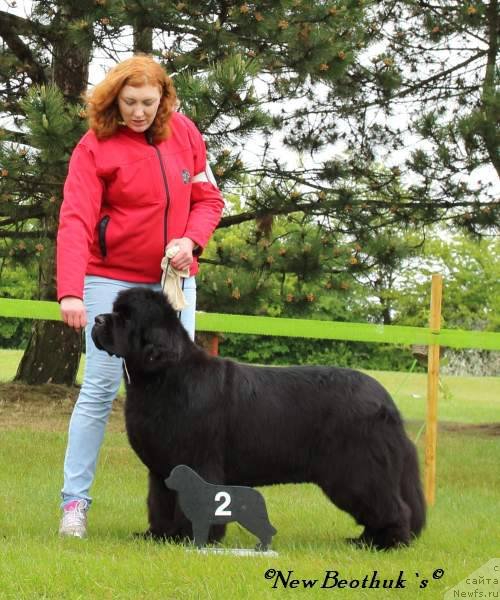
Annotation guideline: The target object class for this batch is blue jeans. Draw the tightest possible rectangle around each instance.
[61,275,196,507]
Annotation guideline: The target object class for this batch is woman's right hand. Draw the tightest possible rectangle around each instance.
[60,296,87,330]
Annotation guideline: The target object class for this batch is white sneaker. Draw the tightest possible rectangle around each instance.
[59,499,88,538]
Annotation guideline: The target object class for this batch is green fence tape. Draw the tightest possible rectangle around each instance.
[0,299,61,321]
[0,298,499,351]
[195,312,500,350]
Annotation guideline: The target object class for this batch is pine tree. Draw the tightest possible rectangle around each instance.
[0,0,498,384]
[1,1,94,383]
[0,0,376,384]
[346,0,499,233]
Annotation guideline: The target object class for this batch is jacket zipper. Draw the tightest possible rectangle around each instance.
[146,134,171,255]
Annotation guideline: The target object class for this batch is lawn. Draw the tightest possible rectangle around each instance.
[0,350,499,599]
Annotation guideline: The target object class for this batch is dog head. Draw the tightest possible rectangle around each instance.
[164,465,184,490]
[91,288,185,372]
[165,465,201,491]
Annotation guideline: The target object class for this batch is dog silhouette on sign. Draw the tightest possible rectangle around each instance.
[165,465,277,550]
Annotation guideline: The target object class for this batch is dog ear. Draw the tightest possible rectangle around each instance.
[144,343,166,366]
[144,343,179,367]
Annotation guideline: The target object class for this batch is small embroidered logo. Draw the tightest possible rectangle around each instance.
[181,169,191,184]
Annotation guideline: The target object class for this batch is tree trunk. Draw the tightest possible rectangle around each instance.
[15,321,82,385]
[14,3,92,386]
[14,243,84,385]
[133,25,153,54]
[482,0,499,177]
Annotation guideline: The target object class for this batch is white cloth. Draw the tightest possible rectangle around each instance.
[191,163,217,186]
[160,246,190,310]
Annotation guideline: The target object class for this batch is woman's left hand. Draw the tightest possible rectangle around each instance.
[166,237,195,271]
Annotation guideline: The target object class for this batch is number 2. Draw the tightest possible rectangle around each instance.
[214,491,232,516]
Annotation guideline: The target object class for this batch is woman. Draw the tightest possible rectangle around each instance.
[57,55,224,538]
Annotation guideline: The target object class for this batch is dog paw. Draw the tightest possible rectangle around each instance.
[255,542,270,552]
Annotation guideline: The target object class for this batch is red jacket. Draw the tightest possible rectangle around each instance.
[57,112,224,301]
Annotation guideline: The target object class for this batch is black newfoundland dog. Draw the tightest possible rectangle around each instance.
[92,287,425,550]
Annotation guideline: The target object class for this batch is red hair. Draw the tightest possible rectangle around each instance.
[86,55,177,143]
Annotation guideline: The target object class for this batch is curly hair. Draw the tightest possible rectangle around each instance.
[86,55,177,143]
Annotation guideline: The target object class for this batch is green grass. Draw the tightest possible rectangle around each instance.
[0,349,23,381]
[366,369,500,423]
[0,426,498,599]
[0,349,499,598]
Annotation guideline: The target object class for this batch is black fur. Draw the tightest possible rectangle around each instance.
[91,287,426,550]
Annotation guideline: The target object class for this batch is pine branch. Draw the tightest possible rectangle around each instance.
[0,127,29,145]
[217,184,498,231]
[0,11,47,85]
[0,206,47,223]
[361,49,488,110]
[414,0,488,45]
[0,229,53,239]
[219,204,384,230]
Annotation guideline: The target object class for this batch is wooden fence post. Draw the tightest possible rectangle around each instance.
[424,273,443,506]
[209,334,219,356]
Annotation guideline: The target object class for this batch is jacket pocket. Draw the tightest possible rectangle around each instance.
[98,215,110,257]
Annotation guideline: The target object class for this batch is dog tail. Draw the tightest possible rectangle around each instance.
[400,437,426,538]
